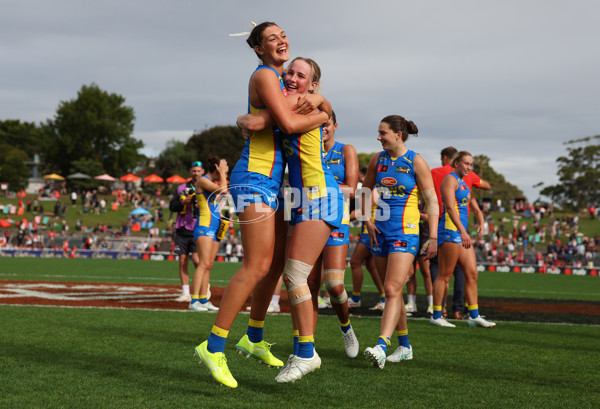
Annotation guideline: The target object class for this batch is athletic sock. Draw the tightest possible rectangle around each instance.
[191,295,200,304]
[351,292,361,303]
[297,335,314,359]
[408,294,417,305]
[207,325,228,353]
[380,293,386,303]
[339,320,351,334]
[468,304,480,319]
[271,294,280,305]
[199,295,208,305]
[376,336,390,354]
[293,330,299,356]
[182,285,190,295]
[396,329,409,348]
[432,305,443,320]
[427,295,433,305]
[246,318,264,343]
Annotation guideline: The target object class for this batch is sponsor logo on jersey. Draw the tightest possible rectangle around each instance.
[394,241,408,248]
[381,177,397,186]
[406,223,417,229]
[396,166,410,174]
[377,165,389,172]
[327,159,341,165]
[460,185,467,190]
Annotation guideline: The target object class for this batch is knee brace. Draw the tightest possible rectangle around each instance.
[324,269,348,304]
[283,258,313,305]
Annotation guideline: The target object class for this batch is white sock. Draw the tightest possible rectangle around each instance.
[427,295,433,305]
[271,294,280,305]
[408,294,417,305]
[182,285,190,295]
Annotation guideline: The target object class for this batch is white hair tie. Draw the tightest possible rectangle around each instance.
[228,21,257,37]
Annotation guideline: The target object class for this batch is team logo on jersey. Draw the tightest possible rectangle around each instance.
[377,165,388,172]
[394,241,408,248]
[327,159,341,165]
[406,223,417,229]
[396,166,410,174]
[460,185,467,190]
[332,232,339,238]
[381,177,397,186]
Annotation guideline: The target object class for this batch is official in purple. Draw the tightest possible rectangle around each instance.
[169,161,204,302]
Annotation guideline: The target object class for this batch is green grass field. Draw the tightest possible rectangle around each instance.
[1,258,600,408]
[1,257,599,301]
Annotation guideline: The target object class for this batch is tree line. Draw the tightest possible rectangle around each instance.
[1,83,596,211]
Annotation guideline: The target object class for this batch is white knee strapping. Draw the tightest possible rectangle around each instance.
[283,258,312,305]
[324,269,348,304]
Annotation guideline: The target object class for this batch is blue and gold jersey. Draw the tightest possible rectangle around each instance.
[232,65,287,183]
[324,141,346,184]
[324,141,350,227]
[196,176,220,229]
[281,126,330,200]
[439,172,470,232]
[373,149,420,236]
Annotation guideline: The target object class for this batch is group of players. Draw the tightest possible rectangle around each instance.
[179,21,495,388]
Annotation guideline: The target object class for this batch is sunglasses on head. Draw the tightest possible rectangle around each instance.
[191,161,202,168]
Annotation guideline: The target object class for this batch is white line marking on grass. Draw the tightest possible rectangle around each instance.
[0,273,232,285]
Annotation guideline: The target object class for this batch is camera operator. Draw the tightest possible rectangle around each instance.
[170,161,204,302]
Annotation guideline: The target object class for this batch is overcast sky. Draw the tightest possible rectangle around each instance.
[2,0,599,201]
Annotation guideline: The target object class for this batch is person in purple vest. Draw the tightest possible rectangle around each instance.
[169,161,204,302]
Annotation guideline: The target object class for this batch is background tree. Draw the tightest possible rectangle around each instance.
[0,119,43,158]
[0,149,31,190]
[154,139,197,179]
[540,135,600,211]
[185,126,245,174]
[472,154,523,206]
[357,152,373,170]
[41,83,144,176]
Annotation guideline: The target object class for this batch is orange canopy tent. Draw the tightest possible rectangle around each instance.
[143,174,164,183]
[166,175,188,184]
[120,173,140,182]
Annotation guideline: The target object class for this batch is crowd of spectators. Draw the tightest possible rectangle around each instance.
[471,207,600,268]
[1,190,599,268]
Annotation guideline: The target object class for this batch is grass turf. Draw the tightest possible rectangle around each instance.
[1,257,599,301]
[1,306,599,409]
[1,257,600,408]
